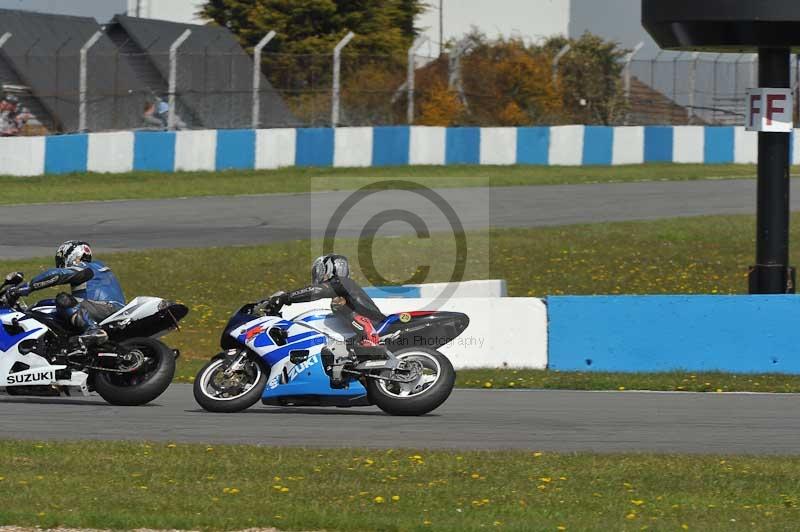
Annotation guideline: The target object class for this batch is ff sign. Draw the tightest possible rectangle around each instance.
[746,88,794,132]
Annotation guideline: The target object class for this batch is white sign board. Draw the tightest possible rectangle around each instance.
[746,88,794,132]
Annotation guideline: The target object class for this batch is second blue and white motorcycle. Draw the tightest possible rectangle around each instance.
[193,298,469,416]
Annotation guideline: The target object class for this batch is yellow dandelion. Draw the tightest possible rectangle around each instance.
[471,473,480,479]
[483,381,493,388]
[166,443,177,448]
[391,495,400,502]
[374,496,385,504]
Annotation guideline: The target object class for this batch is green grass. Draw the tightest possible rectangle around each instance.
[456,369,800,393]
[0,163,766,205]
[0,440,798,531]
[1,214,791,361]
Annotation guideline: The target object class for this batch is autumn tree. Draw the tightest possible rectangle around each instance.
[543,33,629,125]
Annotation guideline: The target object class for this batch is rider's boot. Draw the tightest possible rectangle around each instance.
[78,326,108,347]
[74,309,108,347]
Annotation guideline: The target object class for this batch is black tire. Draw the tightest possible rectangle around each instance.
[93,337,176,406]
[366,347,455,416]
[193,353,267,413]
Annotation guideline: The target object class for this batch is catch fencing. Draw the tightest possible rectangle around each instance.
[627,52,800,126]
[7,30,800,135]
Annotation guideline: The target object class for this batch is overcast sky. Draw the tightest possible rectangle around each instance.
[416,0,570,55]
[0,0,659,57]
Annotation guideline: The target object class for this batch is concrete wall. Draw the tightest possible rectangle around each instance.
[4,125,784,177]
[548,295,800,373]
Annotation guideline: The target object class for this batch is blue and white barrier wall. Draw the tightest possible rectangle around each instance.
[548,295,800,373]
[291,289,800,372]
[3,125,798,176]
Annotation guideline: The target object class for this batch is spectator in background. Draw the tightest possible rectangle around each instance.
[142,97,185,130]
[0,94,26,136]
[143,100,166,129]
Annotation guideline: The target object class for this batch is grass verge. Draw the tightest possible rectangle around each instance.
[1,440,799,531]
[0,163,765,205]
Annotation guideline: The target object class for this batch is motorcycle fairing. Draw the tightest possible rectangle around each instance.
[0,310,88,393]
[229,314,367,404]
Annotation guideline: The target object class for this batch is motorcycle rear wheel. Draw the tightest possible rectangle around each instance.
[366,347,455,416]
[93,337,176,406]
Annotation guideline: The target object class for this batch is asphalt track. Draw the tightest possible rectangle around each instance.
[1,385,798,454]
[4,178,800,260]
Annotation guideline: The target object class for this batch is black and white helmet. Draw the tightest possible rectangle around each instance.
[311,254,349,285]
[55,240,92,268]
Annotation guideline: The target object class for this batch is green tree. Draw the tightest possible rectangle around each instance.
[200,0,425,57]
[201,0,426,125]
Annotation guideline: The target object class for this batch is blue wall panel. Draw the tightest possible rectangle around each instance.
[582,126,614,165]
[296,128,334,167]
[516,127,550,164]
[216,129,255,170]
[45,134,88,174]
[364,286,422,298]
[644,126,674,162]
[704,126,734,164]
[133,131,176,172]
[445,127,481,164]
[372,126,410,166]
[548,295,800,373]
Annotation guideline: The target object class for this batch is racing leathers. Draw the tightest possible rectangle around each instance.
[278,276,386,346]
[13,261,125,338]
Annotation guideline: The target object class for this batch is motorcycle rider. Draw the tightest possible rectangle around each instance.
[7,241,125,345]
[262,255,387,387]
[265,254,387,346]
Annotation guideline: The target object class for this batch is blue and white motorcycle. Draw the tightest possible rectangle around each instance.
[0,271,188,405]
[193,298,469,415]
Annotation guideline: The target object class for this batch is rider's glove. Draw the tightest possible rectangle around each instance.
[269,291,289,309]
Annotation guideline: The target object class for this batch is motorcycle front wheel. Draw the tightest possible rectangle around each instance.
[193,351,267,413]
[93,337,176,406]
[366,347,455,416]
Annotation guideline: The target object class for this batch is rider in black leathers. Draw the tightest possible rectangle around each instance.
[266,254,386,346]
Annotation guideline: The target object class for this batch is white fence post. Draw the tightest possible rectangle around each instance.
[688,52,700,123]
[252,30,276,129]
[406,36,427,124]
[168,29,191,130]
[332,31,355,128]
[448,37,472,108]
[621,42,644,125]
[551,44,571,87]
[79,31,103,133]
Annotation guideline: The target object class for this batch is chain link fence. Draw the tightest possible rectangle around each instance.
[627,52,799,126]
[4,45,798,135]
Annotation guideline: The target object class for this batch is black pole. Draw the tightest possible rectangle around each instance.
[751,47,794,294]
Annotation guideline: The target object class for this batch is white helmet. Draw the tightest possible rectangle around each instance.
[311,254,349,285]
[55,240,92,268]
